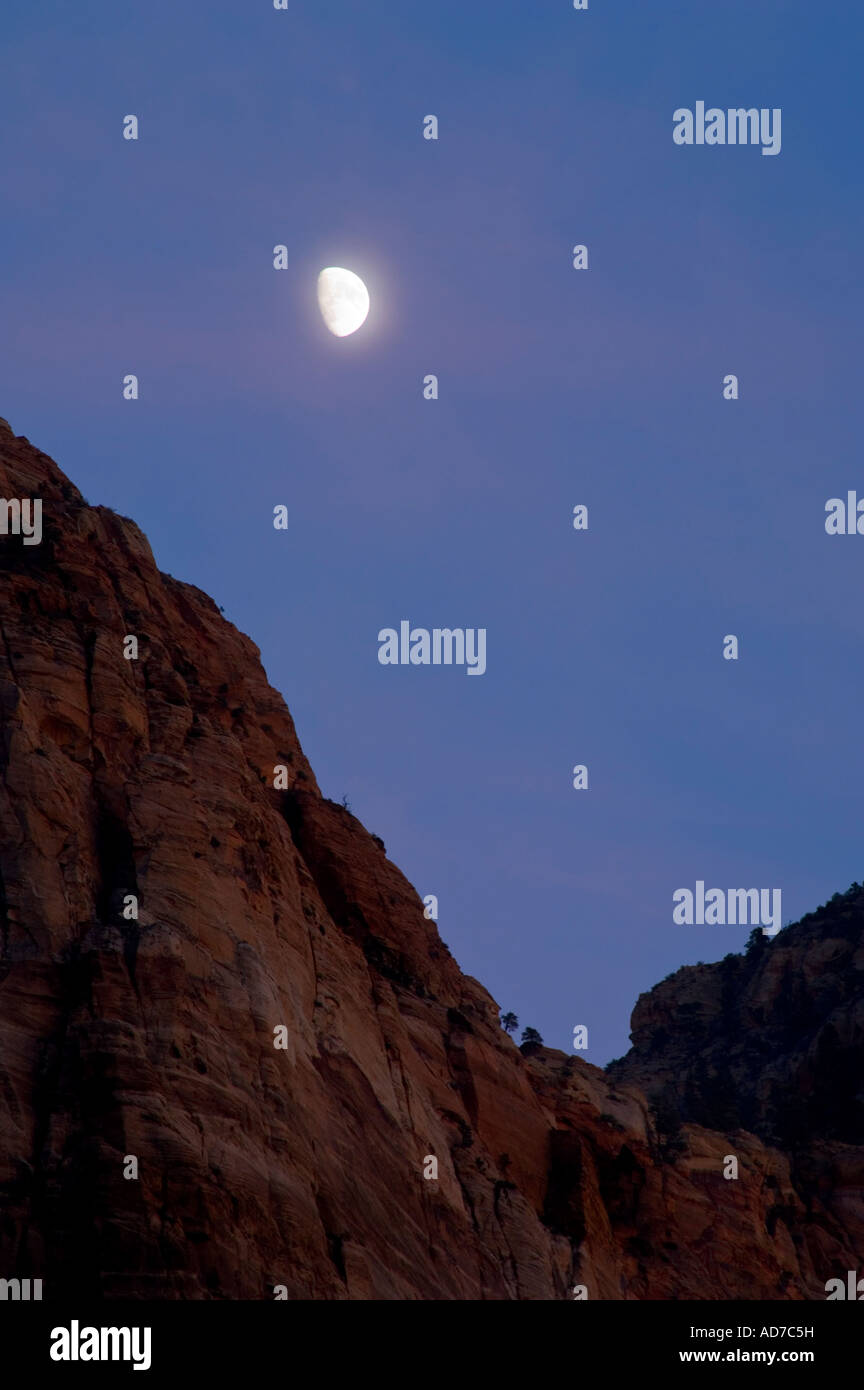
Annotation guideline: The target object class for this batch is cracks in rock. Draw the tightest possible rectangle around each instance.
[491,1179,522,1298]
[81,627,97,767]
[0,612,19,684]
[122,921,141,994]
[305,913,321,1019]
[94,806,137,925]
[443,1016,480,1131]
[325,1231,347,1285]
[315,1192,349,1289]
[452,1163,480,1235]
[0,862,9,974]
[92,802,142,997]
[19,940,100,1290]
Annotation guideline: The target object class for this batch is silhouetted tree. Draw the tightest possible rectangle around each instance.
[521,1026,543,1047]
[501,1012,518,1035]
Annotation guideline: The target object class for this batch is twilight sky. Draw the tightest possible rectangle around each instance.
[2,0,862,1062]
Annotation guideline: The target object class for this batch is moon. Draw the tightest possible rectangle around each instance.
[317,267,370,337]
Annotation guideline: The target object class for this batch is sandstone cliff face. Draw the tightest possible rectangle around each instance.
[0,418,861,1299]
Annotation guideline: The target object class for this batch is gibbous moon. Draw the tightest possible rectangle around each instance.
[317,267,370,337]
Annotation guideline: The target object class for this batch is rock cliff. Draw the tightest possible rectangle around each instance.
[0,418,861,1299]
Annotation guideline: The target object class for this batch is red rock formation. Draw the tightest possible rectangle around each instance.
[0,417,861,1299]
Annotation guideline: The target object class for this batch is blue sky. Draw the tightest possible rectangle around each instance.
[2,0,863,1061]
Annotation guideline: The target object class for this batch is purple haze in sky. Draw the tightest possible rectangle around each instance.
[2,0,863,1061]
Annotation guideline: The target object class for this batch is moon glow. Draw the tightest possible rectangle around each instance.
[317,267,370,337]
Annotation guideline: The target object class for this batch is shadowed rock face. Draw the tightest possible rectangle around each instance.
[608,894,864,1149]
[0,418,861,1300]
